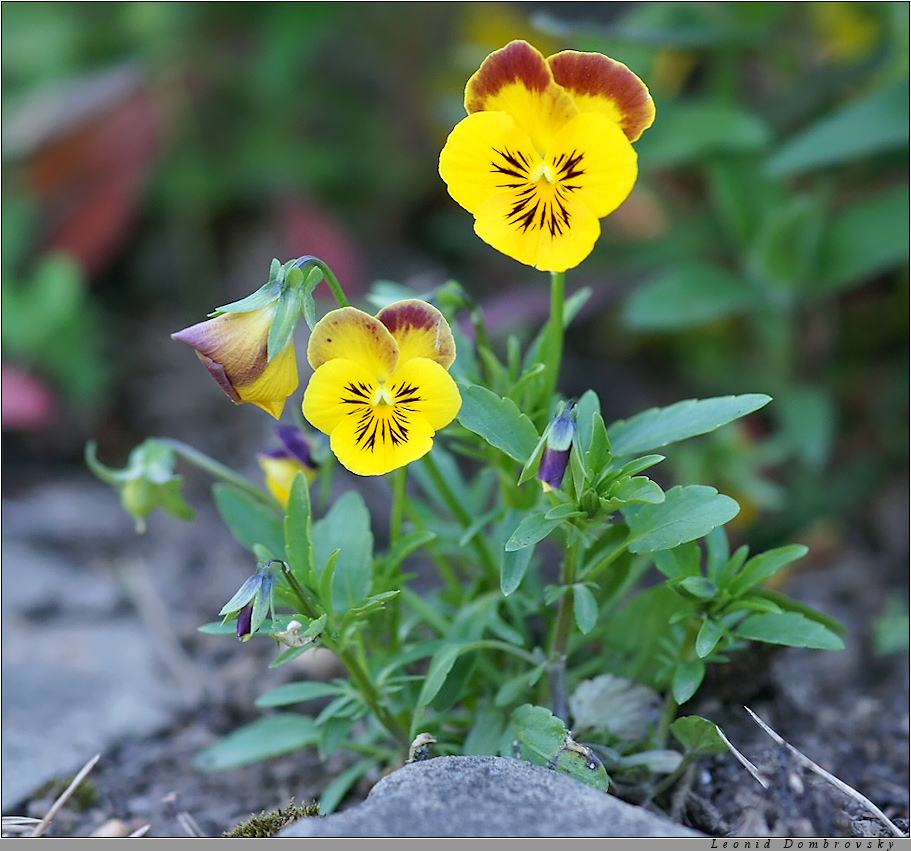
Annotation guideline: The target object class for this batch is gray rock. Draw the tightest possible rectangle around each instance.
[279,755,703,837]
[0,534,176,811]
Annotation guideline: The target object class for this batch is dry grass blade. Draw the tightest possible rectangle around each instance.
[30,753,102,837]
[744,706,906,838]
[2,816,42,835]
[715,721,769,789]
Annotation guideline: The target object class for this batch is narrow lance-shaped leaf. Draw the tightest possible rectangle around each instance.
[608,394,772,458]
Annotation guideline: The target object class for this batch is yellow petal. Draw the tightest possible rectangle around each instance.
[472,183,602,272]
[377,300,456,369]
[235,341,300,418]
[329,405,435,477]
[388,358,462,430]
[439,111,544,215]
[545,112,638,218]
[259,456,314,507]
[302,358,377,436]
[548,51,656,142]
[465,40,578,153]
[172,304,278,402]
[307,307,399,380]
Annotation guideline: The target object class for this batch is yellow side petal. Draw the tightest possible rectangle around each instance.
[388,358,462,430]
[548,51,656,142]
[236,342,299,419]
[259,457,313,507]
[307,307,399,379]
[439,112,543,214]
[545,112,638,218]
[465,40,578,153]
[377,300,456,369]
[302,358,377,436]
[330,405,436,477]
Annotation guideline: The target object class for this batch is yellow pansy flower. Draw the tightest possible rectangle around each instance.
[439,40,655,272]
[257,425,320,507]
[171,302,299,419]
[302,300,461,476]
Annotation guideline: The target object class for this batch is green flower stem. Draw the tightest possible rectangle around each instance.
[385,466,409,653]
[653,691,680,751]
[389,466,408,547]
[157,438,281,511]
[419,453,499,582]
[281,564,410,747]
[538,270,566,422]
[547,532,581,721]
[292,256,350,308]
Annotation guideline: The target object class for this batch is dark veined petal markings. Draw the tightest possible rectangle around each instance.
[490,147,586,237]
[346,380,423,453]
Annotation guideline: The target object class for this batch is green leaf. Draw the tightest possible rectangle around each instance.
[256,680,346,708]
[284,472,315,585]
[500,510,536,596]
[735,612,845,650]
[672,659,706,704]
[511,705,609,792]
[511,704,569,765]
[766,83,910,177]
[573,585,599,634]
[695,618,725,658]
[670,715,730,755]
[727,544,808,596]
[638,101,771,169]
[817,185,910,295]
[457,383,540,463]
[505,511,566,552]
[652,541,702,581]
[193,714,320,772]
[608,394,772,457]
[313,491,374,613]
[319,760,375,815]
[606,476,665,505]
[677,576,718,600]
[623,262,758,330]
[212,483,284,556]
[495,666,546,708]
[625,485,740,554]
[415,643,465,715]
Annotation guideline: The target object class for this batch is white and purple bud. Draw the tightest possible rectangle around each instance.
[218,560,281,642]
[538,401,578,492]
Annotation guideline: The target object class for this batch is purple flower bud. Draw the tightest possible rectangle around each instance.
[538,401,577,492]
[236,603,253,641]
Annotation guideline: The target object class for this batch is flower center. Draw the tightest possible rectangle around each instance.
[490,146,586,237]
[341,378,424,453]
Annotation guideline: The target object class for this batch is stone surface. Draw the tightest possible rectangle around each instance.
[1,530,176,811]
[279,755,704,837]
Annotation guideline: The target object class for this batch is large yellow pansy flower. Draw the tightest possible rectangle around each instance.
[439,40,655,272]
[302,300,461,476]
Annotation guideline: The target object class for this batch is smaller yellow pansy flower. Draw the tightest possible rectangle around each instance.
[302,300,461,476]
[439,40,655,272]
[171,302,299,419]
[257,425,319,507]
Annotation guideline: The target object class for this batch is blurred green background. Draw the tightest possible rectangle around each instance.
[2,1,908,550]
